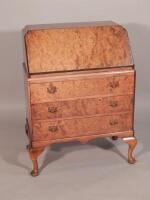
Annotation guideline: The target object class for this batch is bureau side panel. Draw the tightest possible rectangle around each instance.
[24,75,33,142]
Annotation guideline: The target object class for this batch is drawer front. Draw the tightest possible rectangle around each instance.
[30,71,134,103]
[32,113,132,141]
[31,95,133,120]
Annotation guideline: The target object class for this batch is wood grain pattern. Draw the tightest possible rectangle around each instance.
[23,69,32,142]
[28,146,45,176]
[32,112,133,141]
[122,137,137,164]
[29,70,134,104]
[31,95,133,120]
[23,21,137,176]
[29,66,133,79]
[31,130,134,148]
[24,22,133,74]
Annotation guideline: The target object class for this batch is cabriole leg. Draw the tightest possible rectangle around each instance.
[122,137,137,164]
[28,147,45,177]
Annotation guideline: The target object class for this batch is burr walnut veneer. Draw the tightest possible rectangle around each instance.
[23,21,137,176]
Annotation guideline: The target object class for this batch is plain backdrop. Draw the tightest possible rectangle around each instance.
[0,1,150,200]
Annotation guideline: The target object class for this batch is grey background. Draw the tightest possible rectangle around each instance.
[0,0,150,199]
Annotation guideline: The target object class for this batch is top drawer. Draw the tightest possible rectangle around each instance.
[29,69,135,104]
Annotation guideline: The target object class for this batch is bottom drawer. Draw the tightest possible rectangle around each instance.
[32,112,132,141]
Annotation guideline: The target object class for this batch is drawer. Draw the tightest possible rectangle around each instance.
[31,95,133,120]
[30,70,134,103]
[32,112,133,141]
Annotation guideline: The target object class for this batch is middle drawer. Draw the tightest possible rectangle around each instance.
[31,95,133,120]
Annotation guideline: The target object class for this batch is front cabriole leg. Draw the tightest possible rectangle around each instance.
[28,147,45,177]
[122,137,137,164]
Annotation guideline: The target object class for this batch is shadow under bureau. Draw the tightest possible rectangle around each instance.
[23,21,137,176]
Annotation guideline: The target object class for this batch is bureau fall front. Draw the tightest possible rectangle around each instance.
[23,21,137,176]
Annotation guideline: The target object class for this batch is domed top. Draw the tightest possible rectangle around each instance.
[23,21,133,74]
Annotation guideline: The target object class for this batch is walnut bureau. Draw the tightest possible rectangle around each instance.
[23,21,137,176]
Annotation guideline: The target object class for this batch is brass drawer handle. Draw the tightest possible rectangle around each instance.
[48,107,57,113]
[109,119,118,126]
[110,101,118,107]
[48,126,58,132]
[47,85,57,94]
[109,81,119,89]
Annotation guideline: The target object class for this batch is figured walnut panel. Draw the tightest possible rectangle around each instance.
[32,112,133,141]
[24,24,133,73]
[29,71,134,103]
[31,95,133,120]
[32,131,134,148]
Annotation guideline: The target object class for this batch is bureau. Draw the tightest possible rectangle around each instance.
[23,21,137,176]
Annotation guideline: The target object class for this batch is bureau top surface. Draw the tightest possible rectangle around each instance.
[23,21,133,74]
